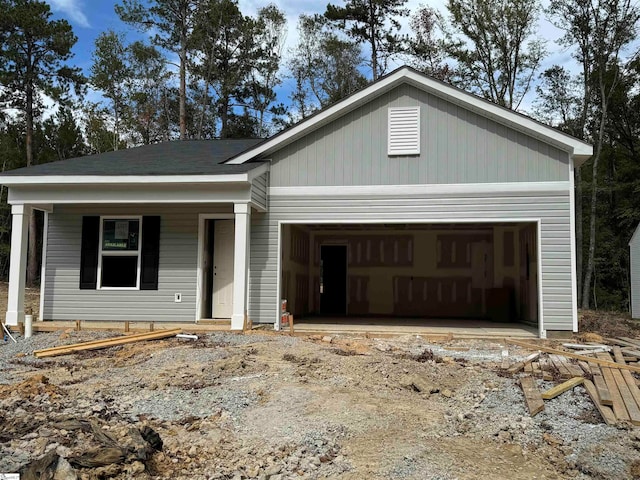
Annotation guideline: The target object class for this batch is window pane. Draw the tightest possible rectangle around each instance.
[102,219,140,251]
[101,256,138,287]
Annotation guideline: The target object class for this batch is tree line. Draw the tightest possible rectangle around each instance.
[1,0,639,314]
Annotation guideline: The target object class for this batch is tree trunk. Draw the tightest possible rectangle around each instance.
[114,100,119,151]
[25,82,39,287]
[179,33,187,140]
[220,95,229,139]
[369,0,377,80]
[581,96,608,309]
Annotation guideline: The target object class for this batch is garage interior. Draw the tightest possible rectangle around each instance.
[280,223,539,333]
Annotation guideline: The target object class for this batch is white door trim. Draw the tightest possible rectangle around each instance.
[196,213,235,321]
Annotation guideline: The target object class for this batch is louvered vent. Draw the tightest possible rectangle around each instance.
[388,107,421,155]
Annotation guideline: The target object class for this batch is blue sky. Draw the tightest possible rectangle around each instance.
[43,0,580,115]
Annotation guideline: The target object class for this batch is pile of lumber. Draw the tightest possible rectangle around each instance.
[504,337,640,426]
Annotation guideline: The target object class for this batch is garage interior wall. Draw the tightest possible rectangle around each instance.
[280,223,538,323]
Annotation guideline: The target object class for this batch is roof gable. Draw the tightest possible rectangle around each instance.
[226,66,592,166]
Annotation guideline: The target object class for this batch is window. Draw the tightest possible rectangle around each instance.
[79,215,161,291]
[99,218,141,289]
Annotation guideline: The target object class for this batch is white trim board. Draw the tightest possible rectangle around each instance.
[39,211,49,321]
[276,218,545,335]
[268,182,571,197]
[569,157,579,333]
[226,67,592,166]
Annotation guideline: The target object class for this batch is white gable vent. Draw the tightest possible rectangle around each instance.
[388,106,420,155]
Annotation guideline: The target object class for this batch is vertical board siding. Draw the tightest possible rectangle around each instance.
[248,189,575,331]
[631,225,640,319]
[44,204,231,322]
[251,172,268,211]
[268,83,569,187]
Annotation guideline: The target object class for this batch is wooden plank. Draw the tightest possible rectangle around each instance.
[573,348,609,355]
[539,357,554,381]
[619,337,640,348]
[532,361,542,376]
[33,329,178,354]
[563,343,611,351]
[604,337,640,349]
[578,361,592,375]
[611,348,640,426]
[612,346,626,364]
[558,356,584,378]
[583,380,617,425]
[519,376,544,416]
[609,364,640,425]
[505,339,640,373]
[541,377,584,400]
[595,353,630,422]
[588,362,613,406]
[621,348,640,357]
[34,329,182,358]
[524,362,534,374]
[549,354,572,378]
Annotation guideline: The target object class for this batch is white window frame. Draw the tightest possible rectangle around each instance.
[97,215,143,290]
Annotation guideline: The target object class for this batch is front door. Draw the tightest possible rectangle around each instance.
[320,245,347,315]
[212,219,235,318]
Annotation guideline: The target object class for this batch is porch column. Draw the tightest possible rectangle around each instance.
[5,204,31,326]
[231,203,251,330]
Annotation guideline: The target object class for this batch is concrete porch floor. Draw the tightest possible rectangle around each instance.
[291,317,539,338]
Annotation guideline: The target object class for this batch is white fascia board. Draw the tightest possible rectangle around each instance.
[0,173,253,186]
[269,181,571,197]
[226,67,593,166]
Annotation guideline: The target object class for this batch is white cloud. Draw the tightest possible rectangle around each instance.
[46,0,91,28]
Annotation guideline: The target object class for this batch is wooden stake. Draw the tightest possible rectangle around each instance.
[150,322,154,332]
[124,321,130,333]
[289,314,294,336]
[75,320,81,332]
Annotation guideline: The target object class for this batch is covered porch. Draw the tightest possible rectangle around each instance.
[2,172,266,332]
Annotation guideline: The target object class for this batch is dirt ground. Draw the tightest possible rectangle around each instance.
[1,284,640,479]
[1,328,640,480]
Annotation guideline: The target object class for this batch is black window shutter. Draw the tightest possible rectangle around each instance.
[140,216,161,290]
[79,216,100,289]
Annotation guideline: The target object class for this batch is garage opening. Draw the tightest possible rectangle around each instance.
[279,222,539,333]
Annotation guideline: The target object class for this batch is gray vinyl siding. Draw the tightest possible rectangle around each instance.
[251,172,268,211]
[631,225,640,319]
[43,204,231,322]
[268,83,570,187]
[248,188,575,332]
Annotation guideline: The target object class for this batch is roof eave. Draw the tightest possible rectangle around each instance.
[0,162,270,187]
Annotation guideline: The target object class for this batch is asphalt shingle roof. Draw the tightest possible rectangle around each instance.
[2,139,266,176]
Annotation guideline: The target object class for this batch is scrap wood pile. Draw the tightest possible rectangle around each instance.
[503,337,640,426]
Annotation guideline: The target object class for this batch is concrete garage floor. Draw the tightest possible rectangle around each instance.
[292,317,539,338]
